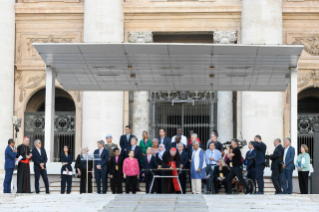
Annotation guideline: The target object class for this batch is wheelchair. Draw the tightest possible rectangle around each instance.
[231,165,255,194]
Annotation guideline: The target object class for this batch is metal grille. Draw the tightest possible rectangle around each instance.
[24,112,76,162]
[297,114,316,164]
[150,91,215,148]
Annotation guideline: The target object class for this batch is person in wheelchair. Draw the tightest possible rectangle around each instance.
[213,159,229,194]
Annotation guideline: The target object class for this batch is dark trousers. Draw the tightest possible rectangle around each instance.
[126,175,137,194]
[3,168,14,193]
[106,161,111,192]
[226,166,249,194]
[255,164,265,193]
[61,174,72,194]
[214,177,227,194]
[247,168,256,189]
[34,169,50,193]
[298,171,309,194]
[179,171,187,194]
[281,169,293,194]
[145,172,154,193]
[111,171,122,194]
[206,165,215,194]
[95,168,107,194]
[271,169,282,194]
[80,169,92,194]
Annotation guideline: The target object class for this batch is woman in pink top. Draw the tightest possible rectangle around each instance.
[123,150,140,194]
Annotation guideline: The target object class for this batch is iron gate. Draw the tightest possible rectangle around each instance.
[150,91,215,148]
[24,112,76,161]
[298,114,316,164]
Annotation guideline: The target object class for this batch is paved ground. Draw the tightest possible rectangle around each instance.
[0,194,318,212]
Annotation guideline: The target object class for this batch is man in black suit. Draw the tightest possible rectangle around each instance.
[142,147,157,193]
[110,148,124,194]
[253,134,267,194]
[177,142,188,194]
[32,139,50,194]
[157,128,171,150]
[270,138,284,194]
[119,125,135,156]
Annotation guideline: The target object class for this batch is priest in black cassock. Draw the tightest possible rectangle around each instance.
[16,137,32,193]
[161,147,182,194]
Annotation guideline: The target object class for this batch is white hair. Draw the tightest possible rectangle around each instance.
[192,140,199,146]
[34,139,41,147]
[191,133,198,138]
[177,143,184,148]
[81,146,89,153]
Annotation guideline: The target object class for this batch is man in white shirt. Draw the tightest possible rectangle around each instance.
[171,128,187,146]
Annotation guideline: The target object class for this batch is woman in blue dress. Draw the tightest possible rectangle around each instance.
[190,138,206,194]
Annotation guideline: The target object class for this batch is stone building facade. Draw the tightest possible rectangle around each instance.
[0,0,319,176]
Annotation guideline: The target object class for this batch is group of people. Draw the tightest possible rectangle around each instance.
[3,126,311,195]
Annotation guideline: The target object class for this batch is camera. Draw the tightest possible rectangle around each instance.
[222,139,247,150]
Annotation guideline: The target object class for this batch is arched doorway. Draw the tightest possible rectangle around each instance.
[24,88,76,162]
[297,88,319,164]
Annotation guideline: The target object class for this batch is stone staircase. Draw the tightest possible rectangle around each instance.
[39,174,277,194]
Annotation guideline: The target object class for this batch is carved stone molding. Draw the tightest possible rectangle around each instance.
[149,91,215,102]
[213,30,237,44]
[128,31,153,43]
[292,35,319,56]
[298,70,319,88]
[18,73,46,102]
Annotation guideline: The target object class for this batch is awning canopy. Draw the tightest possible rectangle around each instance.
[33,43,304,91]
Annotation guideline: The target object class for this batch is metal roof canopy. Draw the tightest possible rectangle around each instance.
[33,43,304,91]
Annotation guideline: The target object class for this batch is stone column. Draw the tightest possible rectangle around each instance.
[217,91,233,143]
[44,68,56,162]
[0,0,15,169]
[241,0,284,153]
[290,70,298,157]
[132,92,150,141]
[82,0,124,152]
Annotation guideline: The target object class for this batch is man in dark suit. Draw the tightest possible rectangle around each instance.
[157,128,171,150]
[110,148,124,194]
[142,147,157,193]
[3,138,17,193]
[32,139,50,194]
[94,140,109,194]
[270,138,284,194]
[253,134,267,194]
[281,137,295,194]
[169,135,186,150]
[127,137,142,191]
[120,125,135,156]
[245,141,256,189]
[177,142,188,194]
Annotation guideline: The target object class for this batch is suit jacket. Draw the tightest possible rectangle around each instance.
[119,134,135,156]
[60,153,73,172]
[178,150,189,168]
[126,145,142,163]
[245,149,255,171]
[109,155,124,176]
[270,144,284,170]
[143,155,157,174]
[93,148,109,171]
[186,143,204,160]
[253,141,267,166]
[157,136,171,150]
[4,145,17,169]
[32,147,48,171]
[283,146,295,170]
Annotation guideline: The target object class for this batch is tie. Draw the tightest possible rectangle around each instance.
[148,156,150,163]
[127,134,130,142]
[99,149,102,156]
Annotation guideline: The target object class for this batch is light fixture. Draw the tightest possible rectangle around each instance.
[285,74,290,78]
[209,74,215,79]
[127,66,133,70]
[130,73,136,79]
[210,66,215,70]
[289,67,297,71]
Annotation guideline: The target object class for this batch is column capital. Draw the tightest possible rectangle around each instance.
[128,31,153,43]
[213,30,237,44]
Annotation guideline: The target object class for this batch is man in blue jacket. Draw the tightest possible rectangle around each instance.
[157,128,171,150]
[3,138,17,193]
[245,141,256,189]
[94,140,109,194]
[253,135,267,194]
[32,139,50,194]
[281,137,295,194]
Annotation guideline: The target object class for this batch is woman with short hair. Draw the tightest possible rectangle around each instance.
[123,150,140,194]
[75,146,93,194]
[295,144,311,194]
[60,145,72,194]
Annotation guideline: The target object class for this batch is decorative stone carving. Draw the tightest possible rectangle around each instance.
[297,70,319,88]
[18,73,46,102]
[292,35,319,56]
[213,30,237,44]
[128,31,153,43]
[311,116,319,133]
[149,91,215,101]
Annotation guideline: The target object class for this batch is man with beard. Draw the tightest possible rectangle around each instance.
[16,137,32,193]
[161,147,181,193]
